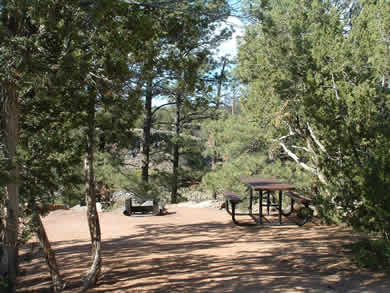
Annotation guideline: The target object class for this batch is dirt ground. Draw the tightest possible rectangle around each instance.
[17,205,390,293]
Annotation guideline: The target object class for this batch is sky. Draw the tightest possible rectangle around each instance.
[216,15,245,58]
[151,15,246,107]
[214,0,246,57]
[152,2,246,107]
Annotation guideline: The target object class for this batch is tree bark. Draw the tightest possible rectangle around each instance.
[171,95,181,204]
[279,140,327,185]
[211,59,226,199]
[215,58,226,109]
[141,79,153,184]
[32,212,65,292]
[211,144,218,200]
[0,206,7,277]
[82,95,102,291]
[3,85,19,293]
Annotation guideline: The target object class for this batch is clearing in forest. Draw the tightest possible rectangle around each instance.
[18,206,390,293]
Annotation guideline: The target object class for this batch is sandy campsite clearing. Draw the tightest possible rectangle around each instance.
[18,205,390,293]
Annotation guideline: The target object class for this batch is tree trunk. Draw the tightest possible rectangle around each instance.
[215,58,226,109]
[32,212,65,292]
[82,95,102,291]
[171,95,181,204]
[210,60,226,199]
[141,79,153,184]
[3,85,19,293]
[211,148,218,199]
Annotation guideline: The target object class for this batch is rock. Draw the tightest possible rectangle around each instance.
[71,204,86,211]
[141,200,153,206]
[112,191,143,205]
[71,203,102,212]
[171,200,222,209]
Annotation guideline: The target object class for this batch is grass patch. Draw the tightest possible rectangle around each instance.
[346,238,390,272]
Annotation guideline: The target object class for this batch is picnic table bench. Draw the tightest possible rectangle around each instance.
[223,192,242,225]
[281,191,313,225]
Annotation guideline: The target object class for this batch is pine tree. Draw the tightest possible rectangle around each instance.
[134,1,231,192]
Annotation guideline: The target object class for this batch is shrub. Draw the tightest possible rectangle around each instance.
[347,238,390,271]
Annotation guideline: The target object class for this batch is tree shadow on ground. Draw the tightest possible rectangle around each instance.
[18,220,390,293]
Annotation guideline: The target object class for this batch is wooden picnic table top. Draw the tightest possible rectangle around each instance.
[240,176,295,191]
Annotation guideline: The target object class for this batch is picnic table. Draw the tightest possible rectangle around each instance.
[224,176,312,226]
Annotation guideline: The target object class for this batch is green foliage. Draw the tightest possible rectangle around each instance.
[93,151,169,202]
[180,133,209,179]
[0,0,146,207]
[237,0,390,241]
[0,147,12,186]
[142,0,231,203]
[201,113,315,195]
[347,238,390,272]
[94,152,127,191]
[0,276,8,291]
[146,130,209,195]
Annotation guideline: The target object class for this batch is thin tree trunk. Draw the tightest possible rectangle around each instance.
[32,212,65,292]
[4,85,19,293]
[211,148,218,199]
[0,206,7,277]
[141,79,153,184]
[215,58,226,109]
[82,95,102,291]
[172,144,179,204]
[211,60,226,199]
[171,95,181,204]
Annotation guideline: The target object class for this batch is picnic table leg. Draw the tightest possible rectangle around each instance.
[278,191,282,225]
[231,201,239,225]
[248,188,253,214]
[267,191,270,215]
[225,200,230,215]
[259,190,263,224]
[229,200,257,226]
[129,198,133,216]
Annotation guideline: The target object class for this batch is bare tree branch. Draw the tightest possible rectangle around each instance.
[152,102,176,116]
[278,140,327,184]
[307,122,327,153]
[291,145,312,153]
[331,73,340,101]
[181,114,214,123]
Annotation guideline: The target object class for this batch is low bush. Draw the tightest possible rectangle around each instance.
[347,238,390,271]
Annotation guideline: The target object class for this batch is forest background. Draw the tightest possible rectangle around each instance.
[0,0,389,292]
